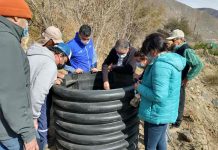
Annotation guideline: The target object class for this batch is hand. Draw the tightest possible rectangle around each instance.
[182,78,188,87]
[91,68,98,73]
[57,72,65,79]
[108,64,116,71]
[57,69,68,79]
[134,73,141,80]
[103,81,110,90]
[24,138,39,150]
[108,64,112,71]
[134,82,140,90]
[55,78,63,85]
[33,119,38,130]
[75,68,83,74]
[58,69,68,75]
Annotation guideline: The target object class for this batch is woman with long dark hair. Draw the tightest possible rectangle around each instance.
[134,33,186,150]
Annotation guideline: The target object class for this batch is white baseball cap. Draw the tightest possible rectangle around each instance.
[41,26,63,44]
[166,29,185,40]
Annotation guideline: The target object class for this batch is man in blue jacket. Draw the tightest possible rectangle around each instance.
[65,25,98,73]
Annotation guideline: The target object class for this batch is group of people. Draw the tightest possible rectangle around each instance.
[0,0,204,150]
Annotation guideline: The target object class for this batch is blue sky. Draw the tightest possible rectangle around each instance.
[176,0,218,10]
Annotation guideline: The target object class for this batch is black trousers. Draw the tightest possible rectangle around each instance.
[176,86,186,124]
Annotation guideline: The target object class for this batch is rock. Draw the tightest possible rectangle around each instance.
[178,130,194,142]
[183,115,195,122]
[212,99,218,107]
[201,91,210,100]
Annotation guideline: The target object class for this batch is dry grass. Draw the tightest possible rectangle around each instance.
[203,70,218,85]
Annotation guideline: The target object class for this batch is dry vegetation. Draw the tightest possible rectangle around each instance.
[27,0,164,67]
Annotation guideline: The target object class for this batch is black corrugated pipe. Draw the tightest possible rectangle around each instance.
[52,72,139,150]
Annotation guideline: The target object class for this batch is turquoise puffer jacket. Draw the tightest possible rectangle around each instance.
[137,52,186,124]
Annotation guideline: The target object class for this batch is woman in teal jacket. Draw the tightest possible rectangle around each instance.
[134,33,186,150]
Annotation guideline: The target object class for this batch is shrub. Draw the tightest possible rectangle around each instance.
[164,17,191,36]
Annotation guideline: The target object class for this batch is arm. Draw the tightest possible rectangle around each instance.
[64,64,75,73]
[31,63,57,119]
[0,33,35,143]
[137,62,171,102]
[184,49,204,80]
[91,47,97,68]
[102,49,116,82]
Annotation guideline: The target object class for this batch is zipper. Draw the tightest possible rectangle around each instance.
[85,47,91,71]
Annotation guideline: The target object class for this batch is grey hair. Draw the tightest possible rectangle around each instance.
[114,39,130,51]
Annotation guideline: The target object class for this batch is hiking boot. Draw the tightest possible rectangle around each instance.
[171,121,181,128]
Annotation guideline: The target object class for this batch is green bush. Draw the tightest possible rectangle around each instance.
[193,42,208,50]
[208,49,218,56]
[194,42,218,56]
[164,17,191,36]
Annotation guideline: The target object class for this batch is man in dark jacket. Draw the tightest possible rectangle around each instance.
[0,0,38,149]
[167,29,204,127]
[102,39,136,90]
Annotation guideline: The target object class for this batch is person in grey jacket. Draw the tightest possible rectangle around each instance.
[27,43,71,149]
[0,0,38,150]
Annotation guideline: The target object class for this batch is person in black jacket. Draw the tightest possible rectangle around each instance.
[102,39,136,90]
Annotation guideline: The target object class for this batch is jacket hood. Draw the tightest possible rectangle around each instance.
[156,52,186,71]
[27,43,55,61]
[0,16,23,42]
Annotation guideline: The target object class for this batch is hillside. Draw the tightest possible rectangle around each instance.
[168,51,218,150]
[155,0,218,41]
[198,8,218,19]
[27,0,218,55]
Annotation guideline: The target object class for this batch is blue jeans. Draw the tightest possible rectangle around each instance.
[144,121,167,150]
[37,94,52,150]
[0,137,23,150]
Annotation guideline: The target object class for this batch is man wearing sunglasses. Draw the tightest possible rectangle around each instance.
[65,24,98,74]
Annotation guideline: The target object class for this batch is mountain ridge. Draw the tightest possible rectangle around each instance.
[198,8,218,19]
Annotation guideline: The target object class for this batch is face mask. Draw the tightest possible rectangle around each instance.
[136,62,146,68]
[57,64,65,70]
[81,40,90,45]
[147,53,156,64]
[117,53,127,58]
[174,45,180,50]
[22,26,29,38]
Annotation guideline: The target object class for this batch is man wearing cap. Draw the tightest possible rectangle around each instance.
[39,26,68,84]
[65,24,98,74]
[0,0,39,150]
[167,29,204,127]
[41,26,64,46]
[27,26,70,149]
[27,43,71,149]
[102,39,136,90]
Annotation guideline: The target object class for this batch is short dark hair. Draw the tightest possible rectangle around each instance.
[79,24,92,37]
[134,51,147,61]
[114,39,130,51]
[141,33,168,55]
